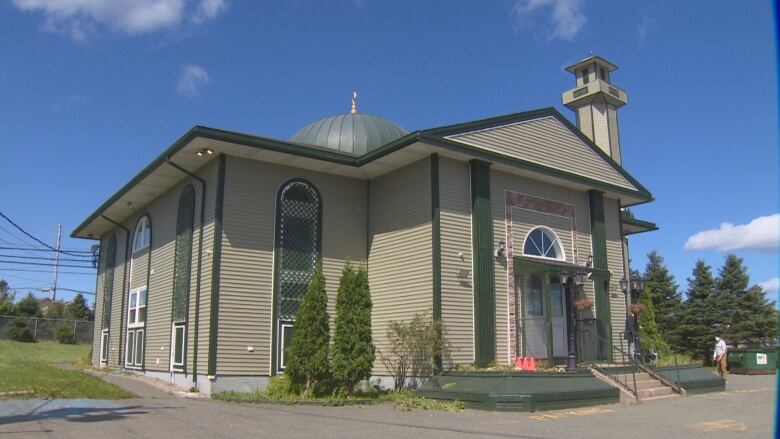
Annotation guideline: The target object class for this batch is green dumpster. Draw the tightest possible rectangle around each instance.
[728,348,778,375]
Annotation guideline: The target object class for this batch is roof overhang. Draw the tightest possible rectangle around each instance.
[72,108,654,239]
[622,216,659,235]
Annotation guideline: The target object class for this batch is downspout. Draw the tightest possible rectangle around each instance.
[165,156,207,384]
[101,215,130,367]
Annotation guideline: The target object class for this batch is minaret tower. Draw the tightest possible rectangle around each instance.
[562,56,628,165]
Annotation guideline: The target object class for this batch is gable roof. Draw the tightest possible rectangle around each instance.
[419,107,651,199]
[72,108,652,239]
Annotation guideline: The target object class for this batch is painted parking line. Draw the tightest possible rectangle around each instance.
[529,407,614,421]
[688,419,746,432]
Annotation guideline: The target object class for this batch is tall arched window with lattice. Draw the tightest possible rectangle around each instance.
[171,185,195,371]
[273,179,322,372]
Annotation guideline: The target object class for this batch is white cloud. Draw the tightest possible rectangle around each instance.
[511,0,586,42]
[11,0,228,41]
[759,277,779,294]
[192,0,228,24]
[637,15,654,43]
[177,64,211,97]
[684,214,780,252]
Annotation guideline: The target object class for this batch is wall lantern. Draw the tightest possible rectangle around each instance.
[494,240,506,260]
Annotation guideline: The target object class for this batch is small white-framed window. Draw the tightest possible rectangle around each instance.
[125,329,144,368]
[100,329,109,364]
[171,323,186,371]
[278,322,294,371]
[133,216,151,252]
[127,288,147,328]
[523,226,565,261]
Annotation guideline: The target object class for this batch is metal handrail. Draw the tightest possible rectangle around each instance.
[590,330,639,399]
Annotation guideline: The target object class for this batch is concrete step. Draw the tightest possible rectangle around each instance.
[637,386,674,399]
[641,393,681,402]
[629,379,662,390]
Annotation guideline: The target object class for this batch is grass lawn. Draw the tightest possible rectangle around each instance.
[0,340,134,399]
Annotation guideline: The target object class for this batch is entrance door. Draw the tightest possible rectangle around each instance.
[550,280,568,358]
[520,275,568,360]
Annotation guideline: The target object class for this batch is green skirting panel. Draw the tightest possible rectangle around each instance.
[649,365,726,394]
[415,371,619,412]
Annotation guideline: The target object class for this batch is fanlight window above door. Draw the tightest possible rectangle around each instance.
[523,226,564,260]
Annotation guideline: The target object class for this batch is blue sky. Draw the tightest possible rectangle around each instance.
[0,0,777,307]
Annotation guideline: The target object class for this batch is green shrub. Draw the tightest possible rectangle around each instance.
[264,374,294,399]
[7,318,36,343]
[378,312,450,391]
[285,269,331,396]
[55,326,76,344]
[331,263,375,396]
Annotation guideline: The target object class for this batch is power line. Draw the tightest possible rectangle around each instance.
[0,260,95,269]
[0,212,87,257]
[0,267,96,275]
[0,254,95,263]
[0,245,92,255]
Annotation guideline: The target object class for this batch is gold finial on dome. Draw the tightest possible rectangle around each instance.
[350,91,358,114]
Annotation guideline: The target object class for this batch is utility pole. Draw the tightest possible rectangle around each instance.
[51,224,61,302]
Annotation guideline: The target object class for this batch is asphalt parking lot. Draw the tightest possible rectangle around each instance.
[0,373,776,438]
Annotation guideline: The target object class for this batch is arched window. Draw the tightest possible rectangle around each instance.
[171,186,195,371]
[133,216,151,252]
[102,234,117,329]
[523,226,564,260]
[274,180,321,371]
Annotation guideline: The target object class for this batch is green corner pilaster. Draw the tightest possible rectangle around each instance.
[544,273,554,367]
[431,154,442,372]
[588,190,612,360]
[207,154,226,377]
[470,160,495,366]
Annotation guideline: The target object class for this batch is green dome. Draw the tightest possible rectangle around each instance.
[291,113,408,155]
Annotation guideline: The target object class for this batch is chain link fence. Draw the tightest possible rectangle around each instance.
[0,315,94,344]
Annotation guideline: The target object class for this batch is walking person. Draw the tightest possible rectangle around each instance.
[713,334,728,380]
[624,311,639,361]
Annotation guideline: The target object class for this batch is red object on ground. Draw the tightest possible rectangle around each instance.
[527,357,537,372]
[514,357,524,370]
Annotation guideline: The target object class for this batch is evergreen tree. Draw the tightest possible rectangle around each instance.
[66,293,93,321]
[331,263,375,396]
[637,285,670,355]
[14,292,41,317]
[673,260,716,362]
[714,254,776,347]
[641,251,682,348]
[285,269,331,396]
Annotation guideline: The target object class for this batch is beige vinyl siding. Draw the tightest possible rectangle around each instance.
[91,236,107,365]
[491,169,593,364]
[192,159,218,376]
[577,107,593,142]
[446,116,635,190]
[217,156,367,376]
[607,106,621,164]
[604,197,626,344]
[591,100,610,156]
[438,157,474,366]
[107,232,128,367]
[369,157,432,375]
[90,157,218,373]
[141,181,187,372]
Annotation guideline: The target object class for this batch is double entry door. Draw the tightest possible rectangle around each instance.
[520,274,569,360]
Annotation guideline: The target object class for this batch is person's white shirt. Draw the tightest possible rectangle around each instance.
[713,338,727,359]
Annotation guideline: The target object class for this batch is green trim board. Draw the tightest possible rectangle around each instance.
[621,217,658,235]
[207,154,226,377]
[72,108,653,239]
[588,190,612,360]
[470,160,495,366]
[648,365,726,394]
[415,371,619,412]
